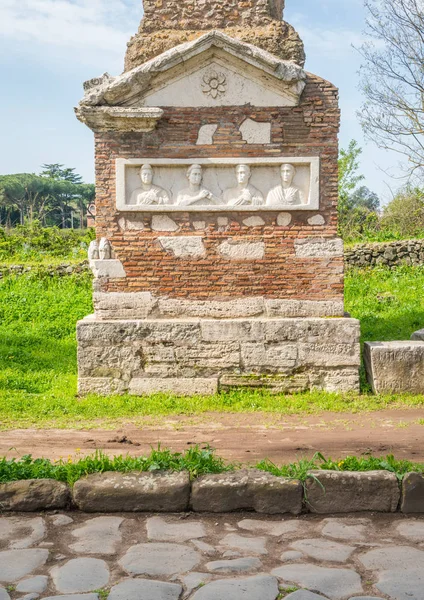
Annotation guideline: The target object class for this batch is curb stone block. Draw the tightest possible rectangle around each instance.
[305,470,400,514]
[0,479,70,511]
[191,469,303,514]
[401,472,424,513]
[72,471,190,512]
[364,341,424,394]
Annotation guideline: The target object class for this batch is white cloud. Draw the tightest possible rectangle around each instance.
[0,0,141,68]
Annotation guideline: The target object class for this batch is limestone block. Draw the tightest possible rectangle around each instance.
[78,377,129,396]
[201,320,264,342]
[309,368,361,393]
[220,373,311,393]
[264,318,361,344]
[217,217,229,227]
[241,343,298,370]
[265,299,345,318]
[243,216,266,227]
[0,480,70,511]
[197,124,218,145]
[89,259,126,279]
[307,215,325,226]
[298,343,361,367]
[159,236,206,258]
[411,328,424,341]
[401,472,424,513]
[218,240,265,260]
[305,471,400,514]
[294,237,344,258]
[128,378,218,396]
[239,119,271,144]
[93,292,157,319]
[117,215,145,231]
[364,341,424,394]
[158,297,265,318]
[277,212,292,226]
[174,343,240,369]
[142,343,176,364]
[191,470,303,514]
[73,471,190,512]
[151,215,179,232]
[192,220,206,230]
[78,344,143,378]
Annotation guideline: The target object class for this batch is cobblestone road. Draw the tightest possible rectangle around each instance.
[1,512,423,599]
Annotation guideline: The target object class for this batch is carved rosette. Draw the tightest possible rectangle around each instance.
[201,70,227,99]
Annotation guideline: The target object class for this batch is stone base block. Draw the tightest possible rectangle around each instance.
[401,472,424,513]
[305,470,400,514]
[191,470,303,514]
[364,341,424,394]
[73,471,190,512]
[0,479,70,511]
[77,316,361,395]
[411,328,424,341]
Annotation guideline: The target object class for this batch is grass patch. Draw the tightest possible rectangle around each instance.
[0,265,424,429]
[1,447,423,486]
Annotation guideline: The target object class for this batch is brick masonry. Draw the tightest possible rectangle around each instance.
[94,74,342,302]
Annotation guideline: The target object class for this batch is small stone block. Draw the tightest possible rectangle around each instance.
[364,341,424,394]
[0,479,70,511]
[128,378,218,396]
[305,470,400,514]
[411,328,424,341]
[191,470,302,514]
[73,471,190,512]
[401,472,424,513]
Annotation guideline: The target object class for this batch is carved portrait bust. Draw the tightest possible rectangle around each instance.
[176,164,218,206]
[223,164,264,207]
[130,164,171,205]
[266,163,305,206]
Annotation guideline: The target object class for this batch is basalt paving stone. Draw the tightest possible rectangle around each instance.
[375,568,424,600]
[69,516,123,554]
[205,556,262,573]
[0,517,46,550]
[396,519,424,541]
[358,545,424,570]
[42,596,100,600]
[108,578,183,600]
[237,519,304,537]
[16,575,49,593]
[50,558,110,593]
[219,533,268,555]
[290,538,356,562]
[285,592,329,600]
[271,565,363,600]
[280,550,304,561]
[119,543,201,576]
[190,540,217,555]
[180,572,213,596]
[190,574,280,600]
[0,549,49,583]
[320,518,370,541]
[146,516,207,542]
[20,594,39,600]
[0,589,10,600]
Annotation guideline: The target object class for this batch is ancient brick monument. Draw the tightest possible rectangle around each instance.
[75,0,361,396]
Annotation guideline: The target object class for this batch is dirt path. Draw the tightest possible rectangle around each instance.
[2,408,424,463]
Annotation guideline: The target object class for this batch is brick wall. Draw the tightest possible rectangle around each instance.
[141,0,285,31]
[94,73,342,301]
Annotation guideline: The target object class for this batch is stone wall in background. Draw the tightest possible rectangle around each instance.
[0,263,90,279]
[345,239,424,268]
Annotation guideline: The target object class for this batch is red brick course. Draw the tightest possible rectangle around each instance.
[94,73,342,301]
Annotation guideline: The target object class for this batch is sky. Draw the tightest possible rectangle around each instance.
[0,0,402,202]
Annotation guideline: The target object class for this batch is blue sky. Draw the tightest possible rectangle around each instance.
[0,0,400,202]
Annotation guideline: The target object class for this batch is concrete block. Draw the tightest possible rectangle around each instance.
[128,378,218,396]
[364,341,424,394]
[401,472,424,513]
[191,470,303,514]
[73,471,190,512]
[0,480,70,511]
[305,471,400,514]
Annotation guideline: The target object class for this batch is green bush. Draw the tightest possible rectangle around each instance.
[0,223,95,263]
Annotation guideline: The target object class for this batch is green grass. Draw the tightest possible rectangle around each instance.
[1,447,423,485]
[0,265,424,430]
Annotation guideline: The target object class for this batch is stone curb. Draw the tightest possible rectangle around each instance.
[0,471,423,513]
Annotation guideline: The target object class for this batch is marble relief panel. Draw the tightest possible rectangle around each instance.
[116,157,320,212]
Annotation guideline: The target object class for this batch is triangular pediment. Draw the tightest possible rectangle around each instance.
[79,31,306,110]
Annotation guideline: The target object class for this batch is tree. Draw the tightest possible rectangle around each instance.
[358,0,424,176]
[381,187,424,236]
[338,140,365,210]
[41,164,83,185]
[349,186,380,212]
[0,174,51,225]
